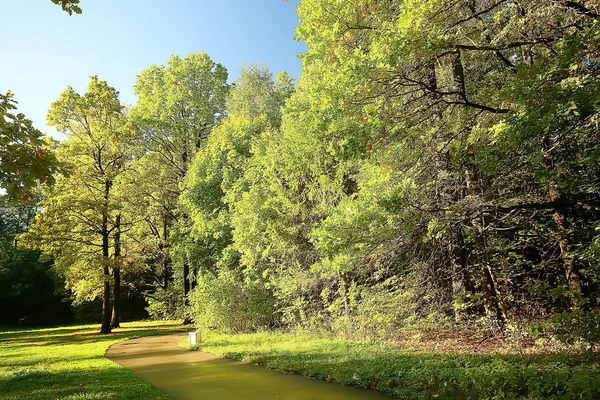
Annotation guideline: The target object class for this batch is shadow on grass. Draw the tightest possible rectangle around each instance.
[0,325,97,341]
[0,361,169,400]
[0,325,188,348]
[0,322,188,400]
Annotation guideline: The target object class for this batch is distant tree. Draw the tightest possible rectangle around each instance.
[181,64,290,277]
[181,64,296,330]
[0,199,73,325]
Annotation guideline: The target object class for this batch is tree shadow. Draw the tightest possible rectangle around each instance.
[0,322,188,400]
[0,322,187,345]
[0,362,171,400]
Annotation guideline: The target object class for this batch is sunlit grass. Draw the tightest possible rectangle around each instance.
[190,330,600,399]
[0,321,186,400]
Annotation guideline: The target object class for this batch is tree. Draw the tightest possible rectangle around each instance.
[0,92,58,202]
[181,65,291,275]
[0,198,73,326]
[181,65,293,329]
[293,0,600,323]
[224,66,352,327]
[131,52,229,319]
[26,76,136,334]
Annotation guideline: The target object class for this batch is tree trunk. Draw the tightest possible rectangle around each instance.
[427,59,472,321]
[181,146,193,325]
[465,149,506,322]
[161,212,172,290]
[448,51,505,322]
[440,157,472,321]
[542,138,582,305]
[100,180,112,334]
[111,268,121,328]
[183,259,192,325]
[101,265,111,334]
[447,222,472,320]
[549,181,582,298]
[111,213,121,329]
[183,261,191,302]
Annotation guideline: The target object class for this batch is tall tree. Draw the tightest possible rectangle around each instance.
[26,76,136,334]
[181,65,293,278]
[130,52,229,318]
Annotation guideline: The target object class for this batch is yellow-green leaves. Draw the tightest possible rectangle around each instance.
[27,76,135,302]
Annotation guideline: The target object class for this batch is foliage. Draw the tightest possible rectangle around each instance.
[182,64,295,329]
[130,52,230,317]
[190,268,277,333]
[51,0,82,15]
[146,285,186,321]
[226,76,351,327]
[0,200,73,326]
[24,76,138,333]
[0,92,58,202]
[0,249,73,326]
[252,0,600,330]
[226,65,293,129]
[552,308,600,351]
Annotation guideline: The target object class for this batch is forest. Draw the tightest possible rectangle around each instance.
[2,0,600,351]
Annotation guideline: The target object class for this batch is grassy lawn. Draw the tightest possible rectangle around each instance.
[191,330,600,399]
[0,321,187,400]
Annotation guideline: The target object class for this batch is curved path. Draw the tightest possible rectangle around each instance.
[106,333,389,400]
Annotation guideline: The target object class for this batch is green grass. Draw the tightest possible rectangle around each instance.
[0,321,187,400]
[191,330,600,399]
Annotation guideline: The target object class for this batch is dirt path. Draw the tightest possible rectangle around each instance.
[106,333,389,400]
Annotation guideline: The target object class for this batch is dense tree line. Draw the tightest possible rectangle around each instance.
[181,0,600,337]
[4,0,599,337]
[182,0,600,336]
[0,199,73,325]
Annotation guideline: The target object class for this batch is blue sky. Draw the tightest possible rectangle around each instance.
[1,0,306,139]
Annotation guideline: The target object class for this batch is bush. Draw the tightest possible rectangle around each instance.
[552,307,600,351]
[191,269,277,332]
[146,285,186,320]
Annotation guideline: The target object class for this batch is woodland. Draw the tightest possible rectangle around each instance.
[2,0,600,352]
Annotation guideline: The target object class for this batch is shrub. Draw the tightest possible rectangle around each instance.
[552,307,600,351]
[146,285,186,320]
[191,269,277,333]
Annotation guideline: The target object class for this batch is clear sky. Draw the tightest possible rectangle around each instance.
[0,0,306,139]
